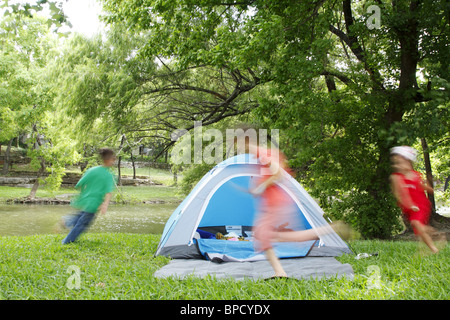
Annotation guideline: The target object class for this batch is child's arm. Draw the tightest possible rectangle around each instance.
[99,173,116,215]
[75,176,86,190]
[75,169,91,190]
[250,158,282,196]
[390,174,419,212]
[421,178,434,194]
[98,193,112,215]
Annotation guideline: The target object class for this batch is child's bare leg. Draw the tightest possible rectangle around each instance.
[265,248,288,278]
[274,229,320,242]
[273,221,350,243]
[411,220,439,253]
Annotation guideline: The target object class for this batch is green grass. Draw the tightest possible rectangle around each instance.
[0,186,75,202]
[0,234,448,300]
[0,164,183,204]
[114,167,180,186]
[0,185,184,204]
[64,165,178,186]
[115,185,184,203]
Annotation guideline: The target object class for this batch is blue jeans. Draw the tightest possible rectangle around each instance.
[62,211,96,244]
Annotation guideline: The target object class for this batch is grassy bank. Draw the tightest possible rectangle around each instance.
[0,186,72,202]
[0,162,184,204]
[0,234,448,300]
[5,163,178,186]
[0,164,183,204]
[0,185,184,204]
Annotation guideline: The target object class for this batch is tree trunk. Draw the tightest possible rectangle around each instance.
[80,143,88,172]
[1,138,14,175]
[130,150,136,180]
[117,134,126,186]
[173,169,178,186]
[117,156,122,186]
[80,161,88,172]
[28,159,45,199]
[29,122,46,199]
[421,138,437,218]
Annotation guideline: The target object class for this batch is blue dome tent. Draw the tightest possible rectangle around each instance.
[156,154,351,261]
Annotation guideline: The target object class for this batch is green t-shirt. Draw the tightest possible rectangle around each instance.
[72,166,116,214]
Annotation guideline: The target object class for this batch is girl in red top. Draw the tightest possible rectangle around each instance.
[250,145,297,253]
[244,139,350,278]
[390,146,439,253]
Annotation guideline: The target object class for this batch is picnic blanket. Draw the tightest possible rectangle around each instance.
[153,256,354,281]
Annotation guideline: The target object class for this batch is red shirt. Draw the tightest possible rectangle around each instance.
[255,147,292,207]
[392,171,431,214]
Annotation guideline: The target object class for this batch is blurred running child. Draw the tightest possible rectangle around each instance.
[390,146,441,254]
[61,148,116,244]
[235,125,350,278]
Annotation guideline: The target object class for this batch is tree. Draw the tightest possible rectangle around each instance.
[0,14,81,197]
[53,22,261,164]
[0,14,51,175]
[1,0,71,31]
[26,105,81,198]
[98,0,449,238]
[49,29,153,175]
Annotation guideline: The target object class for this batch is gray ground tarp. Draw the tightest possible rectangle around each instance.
[153,256,354,281]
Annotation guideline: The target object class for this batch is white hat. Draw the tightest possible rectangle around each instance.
[390,146,417,162]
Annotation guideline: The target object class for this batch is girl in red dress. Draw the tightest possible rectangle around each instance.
[390,146,439,253]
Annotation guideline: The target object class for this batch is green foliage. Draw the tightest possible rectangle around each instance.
[1,0,71,31]
[171,116,253,195]
[51,27,154,128]
[0,14,81,193]
[0,106,16,142]
[96,0,450,237]
[179,162,214,195]
[1,0,446,239]
[48,25,164,170]
[328,191,403,239]
[0,15,46,142]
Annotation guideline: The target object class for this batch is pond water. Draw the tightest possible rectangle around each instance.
[0,203,179,236]
[2,203,448,237]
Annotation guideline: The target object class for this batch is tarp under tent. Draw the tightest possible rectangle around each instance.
[155,153,352,262]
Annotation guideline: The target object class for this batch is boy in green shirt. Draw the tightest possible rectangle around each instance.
[61,148,116,244]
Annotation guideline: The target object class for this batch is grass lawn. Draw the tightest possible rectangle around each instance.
[0,185,184,204]
[114,167,180,186]
[65,165,179,186]
[115,185,184,203]
[0,234,448,300]
[0,186,75,202]
[6,162,177,186]
[0,164,184,204]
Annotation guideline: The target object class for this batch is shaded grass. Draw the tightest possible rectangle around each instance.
[0,234,448,300]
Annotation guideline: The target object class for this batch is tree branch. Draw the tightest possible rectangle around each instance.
[328,0,385,90]
[320,70,354,86]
